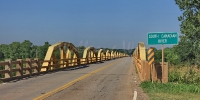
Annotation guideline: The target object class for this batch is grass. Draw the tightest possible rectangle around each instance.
[148,92,200,100]
[139,64,200,100]
[140,81,200,100]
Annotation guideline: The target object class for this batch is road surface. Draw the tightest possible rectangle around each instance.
[0,57,148,100]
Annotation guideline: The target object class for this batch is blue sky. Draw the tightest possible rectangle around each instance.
[0,0,182,49]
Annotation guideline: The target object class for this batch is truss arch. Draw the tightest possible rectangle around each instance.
[41,42,79,71]
[82,47,97,64]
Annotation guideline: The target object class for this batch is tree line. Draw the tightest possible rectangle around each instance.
[0,40,50,61]
[0,40,134,61]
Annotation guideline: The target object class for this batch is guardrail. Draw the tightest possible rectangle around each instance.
[133,56,150,82]
[133,42,168,83]
[0,58,40,81]
[0,56,125,82]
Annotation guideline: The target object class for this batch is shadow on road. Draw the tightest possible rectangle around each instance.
[62,65,90,71]
[1,61,107,83]
[3,65,91,83]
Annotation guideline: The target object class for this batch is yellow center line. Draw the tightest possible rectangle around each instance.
[33,60,120,100]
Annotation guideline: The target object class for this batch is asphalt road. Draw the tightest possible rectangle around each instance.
[0,57,148,100]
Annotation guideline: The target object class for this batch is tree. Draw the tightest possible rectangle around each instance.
[154,48,162,63]
[0,51,4,60]
[20,40,33,59]
[38,42,51,59]
[165,47,181,65]
[77,46,85,57]
[30,45,38,58]
[0,44,9,59]
[175,0,200,65]
[9,42,21,60]
[0,45,5,60]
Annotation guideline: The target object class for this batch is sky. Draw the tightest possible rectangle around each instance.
[0,0,182,49]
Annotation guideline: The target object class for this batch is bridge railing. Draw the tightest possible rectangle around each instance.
[133,42,151,82]
[0,58,40,81]
[133,56,150,82]
[0,56,126,82]
[133,42,169,83]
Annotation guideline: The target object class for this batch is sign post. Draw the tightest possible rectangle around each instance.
[147,32,178,83]
[162,44,164,81]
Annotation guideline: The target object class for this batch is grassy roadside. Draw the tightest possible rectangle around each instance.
[140,81,200,100]
[139,65,200,100]
[147,92,200,100]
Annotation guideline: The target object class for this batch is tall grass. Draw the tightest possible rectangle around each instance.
[168,65,200,84]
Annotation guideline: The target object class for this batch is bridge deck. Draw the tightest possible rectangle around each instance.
[0,57,148,100]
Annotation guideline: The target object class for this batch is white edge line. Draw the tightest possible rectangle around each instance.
[133,91,137,100]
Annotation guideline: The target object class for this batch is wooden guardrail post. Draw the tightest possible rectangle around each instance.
[33,58,40,73]
[16,59,23,76]
[26,58,32,75]
[5,60,12,78]
[68,58,72,66]
[82,58,84,64]
[92,57,94,63]
[50,58,54,70]
[80,58,83,65]
[141,60,150,81]
[87,58,89,64]
[95,57,97,62]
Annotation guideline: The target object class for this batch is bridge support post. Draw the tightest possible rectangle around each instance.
[26,58,32,75]
[66,49,72,66]
[50,54,58,70]
[60,47,65,68]
[16,59,23,76]
[141,60,150,81]
[5,60,12,78]
[33,58,40,73]
[72,55,78,66]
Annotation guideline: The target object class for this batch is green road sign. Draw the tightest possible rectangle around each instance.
[147,32,178,45]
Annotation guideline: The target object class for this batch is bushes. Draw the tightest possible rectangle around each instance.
[154,47,181,65]
[169,66,200,84]
[168,69,181,83]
